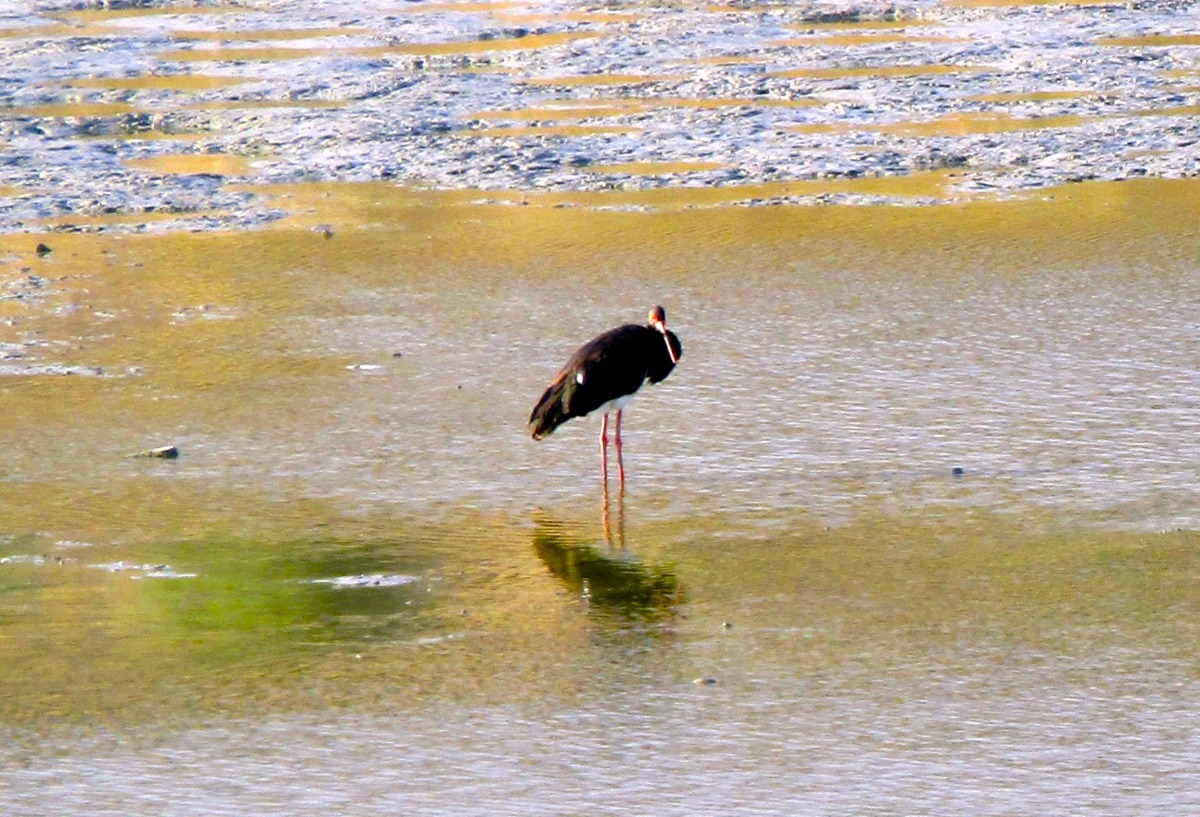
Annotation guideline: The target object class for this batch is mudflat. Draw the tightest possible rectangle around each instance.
[3,0,1200,230]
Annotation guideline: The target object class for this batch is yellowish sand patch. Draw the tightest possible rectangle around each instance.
[0,23,122,38]
[1097,34,1200,47]
[1133,103,1200,118]
[127,154,252,176]
[874,110,1092,136]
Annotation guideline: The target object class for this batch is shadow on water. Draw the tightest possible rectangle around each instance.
[531,509,684,624]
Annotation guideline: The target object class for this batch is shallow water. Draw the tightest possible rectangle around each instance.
[2,180,1199,815]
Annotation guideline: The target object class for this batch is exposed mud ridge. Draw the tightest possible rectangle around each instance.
[3,0,1200,231]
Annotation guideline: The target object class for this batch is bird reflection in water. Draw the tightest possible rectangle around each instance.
[601,457,625,548]
[531,516,684,622]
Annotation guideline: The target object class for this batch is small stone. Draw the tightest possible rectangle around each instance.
[951,466,965,477]
[134,445,180,459]
[35,243,52,257]
[693,677,718,686]
[721,621,732,630]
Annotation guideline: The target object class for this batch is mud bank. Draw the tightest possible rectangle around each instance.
[3,0,1200,231]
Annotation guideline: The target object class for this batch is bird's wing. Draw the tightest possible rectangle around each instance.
[557,325,652,417]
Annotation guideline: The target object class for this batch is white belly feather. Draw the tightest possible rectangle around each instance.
[595,383,642,416]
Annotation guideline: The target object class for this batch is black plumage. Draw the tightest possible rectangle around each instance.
[529,306,682,441]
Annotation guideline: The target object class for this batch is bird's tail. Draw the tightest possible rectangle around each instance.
[528,380,569,440]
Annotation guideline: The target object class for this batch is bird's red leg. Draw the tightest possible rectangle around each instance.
[614,410,625,487]
[599,413,609,484]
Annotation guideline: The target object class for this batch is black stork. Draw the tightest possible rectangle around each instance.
[528,305,682,485]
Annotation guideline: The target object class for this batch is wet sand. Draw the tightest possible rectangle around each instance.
[3,0,1200,230]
